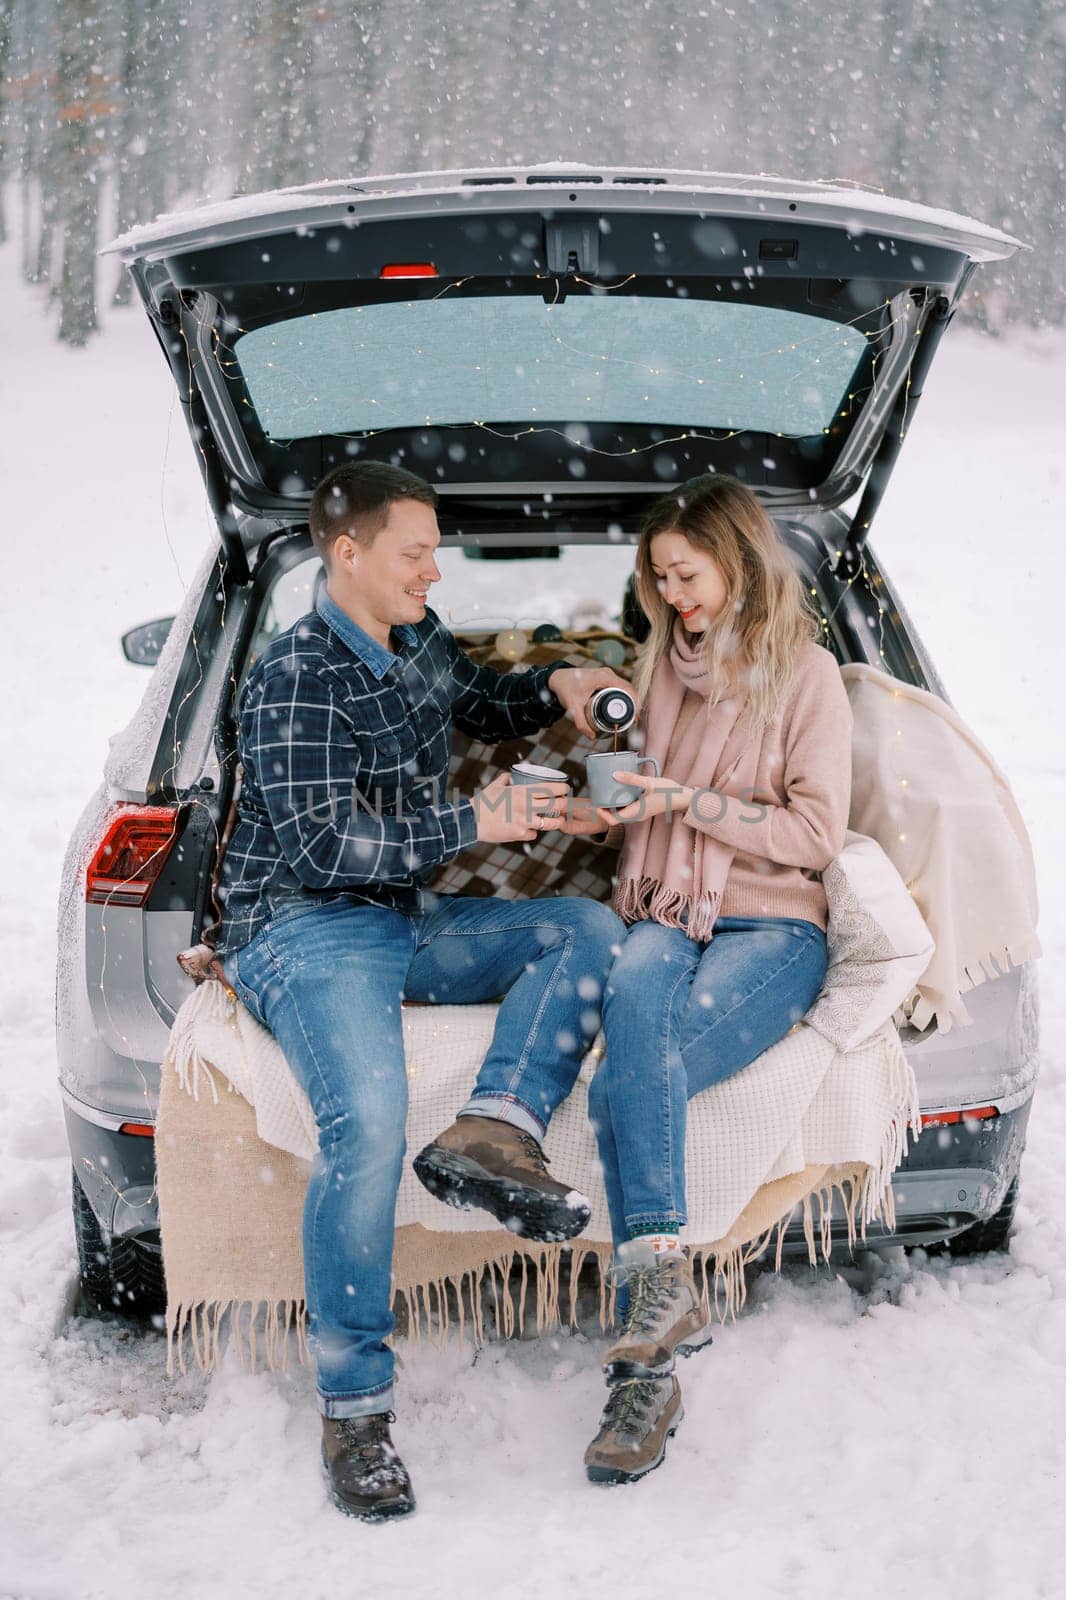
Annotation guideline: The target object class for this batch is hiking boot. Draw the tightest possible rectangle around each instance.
[584,1375,683,1485]
[603,1238,713,1383]
[321,1413,415,1522]
[413,1115,591,1243]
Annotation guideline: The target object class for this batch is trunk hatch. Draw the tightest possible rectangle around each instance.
[107,167,1022,555]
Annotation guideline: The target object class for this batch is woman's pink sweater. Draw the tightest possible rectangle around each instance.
[669,640,854,933]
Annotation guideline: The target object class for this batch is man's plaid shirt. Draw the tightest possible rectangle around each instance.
[216,590,564,956]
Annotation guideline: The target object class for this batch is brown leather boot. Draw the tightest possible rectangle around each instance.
[321,1413,415,1521]
[602,1239,713,1382]
[584,1376,683,1484]
[413,1115,591,1242]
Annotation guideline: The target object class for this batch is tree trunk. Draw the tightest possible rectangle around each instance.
[238,0,312,192]
[274,0,316,188]
[0,0,12,242]
[108,0,168,303]
[56,0,112,344]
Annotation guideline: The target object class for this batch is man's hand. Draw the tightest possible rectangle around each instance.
[471,773,569,845]
[546,665,639,739]
[607,770,694,825]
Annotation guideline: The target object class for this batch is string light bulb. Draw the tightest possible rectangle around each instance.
[495,628,529,661]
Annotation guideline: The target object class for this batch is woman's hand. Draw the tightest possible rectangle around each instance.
[606,770,694,825]
[552,795,613,837]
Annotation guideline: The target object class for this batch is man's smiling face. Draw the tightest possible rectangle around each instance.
[329,499,442,645]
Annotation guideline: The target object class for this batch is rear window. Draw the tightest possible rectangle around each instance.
[247,545,641,678]
[235,296,868,443]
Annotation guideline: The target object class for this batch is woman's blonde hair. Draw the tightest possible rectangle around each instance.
[632,474,822,733]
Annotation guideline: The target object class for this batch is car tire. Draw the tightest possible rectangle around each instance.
[71,1167,167,1320]
[944,1176,1019,1258]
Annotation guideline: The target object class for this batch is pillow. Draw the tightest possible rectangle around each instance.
[805,829,935,1053]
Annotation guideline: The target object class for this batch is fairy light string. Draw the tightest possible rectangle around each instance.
[89,297,239,1153]
[209,275,907,463]
[85,267,920,1178]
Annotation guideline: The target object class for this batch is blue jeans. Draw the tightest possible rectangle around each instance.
[589,915,829,1247]
[224,893,623,1417]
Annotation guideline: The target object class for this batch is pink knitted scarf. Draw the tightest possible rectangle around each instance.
[613,620,762,941]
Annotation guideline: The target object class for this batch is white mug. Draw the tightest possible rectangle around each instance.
[510,760,570,789]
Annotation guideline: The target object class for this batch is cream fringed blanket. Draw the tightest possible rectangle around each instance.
[840,664,1042,1033]
[158,830,939,1374]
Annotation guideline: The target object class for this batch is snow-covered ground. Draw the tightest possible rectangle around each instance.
[1,229,1064,1600]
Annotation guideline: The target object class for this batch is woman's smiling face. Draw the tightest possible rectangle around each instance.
[649,529,730,633]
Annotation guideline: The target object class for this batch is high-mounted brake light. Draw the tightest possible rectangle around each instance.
[920,1106,1000,1128]
[85,806,180,908]
[379,263,438,278]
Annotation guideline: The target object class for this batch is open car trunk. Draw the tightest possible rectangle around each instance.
[107,167,1022,577]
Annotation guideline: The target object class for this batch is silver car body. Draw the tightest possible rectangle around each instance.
[60,167,1037,1276]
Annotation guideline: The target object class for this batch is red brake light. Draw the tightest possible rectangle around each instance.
[86,806,180,907]
[920,1106,1000,1128]
[380,263,438,278]
[118,1122,155,1138]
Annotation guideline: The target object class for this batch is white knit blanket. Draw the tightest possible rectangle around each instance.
[164,830,936,1249]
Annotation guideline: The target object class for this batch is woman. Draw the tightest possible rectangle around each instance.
[570,474,853,1485]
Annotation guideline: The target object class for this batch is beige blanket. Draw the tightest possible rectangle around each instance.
[159,828,934,1374]
[157,661,1043,1374]
[157,1005,913,1374]
[841,664,1042,1032]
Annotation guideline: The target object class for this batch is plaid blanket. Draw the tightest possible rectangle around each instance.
[432,630,638,902]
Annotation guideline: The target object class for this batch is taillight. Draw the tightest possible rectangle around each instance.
[380,263,438,278]
[85,806,180,907]
[920,1106,1000,1128]
[118,1122,155,1138]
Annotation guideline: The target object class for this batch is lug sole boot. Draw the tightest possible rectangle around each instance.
[585,1376,684,1485]
[413,1116,591,1243]
[604,1241,713,1383]
[321,1413,416,1522]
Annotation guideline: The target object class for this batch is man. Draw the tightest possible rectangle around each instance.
[217,460,628,1521]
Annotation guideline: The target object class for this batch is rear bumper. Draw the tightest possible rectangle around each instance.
[63,1101,160,1243]
[63,1094,1031,1260]
[776,1097,1031,1257]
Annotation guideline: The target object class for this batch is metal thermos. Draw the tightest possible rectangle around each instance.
[586,685,637,736]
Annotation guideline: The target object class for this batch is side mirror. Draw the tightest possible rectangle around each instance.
[121,616,175,667]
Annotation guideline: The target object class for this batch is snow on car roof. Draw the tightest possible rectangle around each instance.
[105,165,1024,266]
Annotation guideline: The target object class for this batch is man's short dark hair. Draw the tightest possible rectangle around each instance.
[309,461,438,564]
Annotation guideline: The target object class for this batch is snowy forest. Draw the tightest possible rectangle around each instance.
[0,0,1063,346]
[3,0,1066,1585]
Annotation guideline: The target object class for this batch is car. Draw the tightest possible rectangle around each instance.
[57,165,1039,1320]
